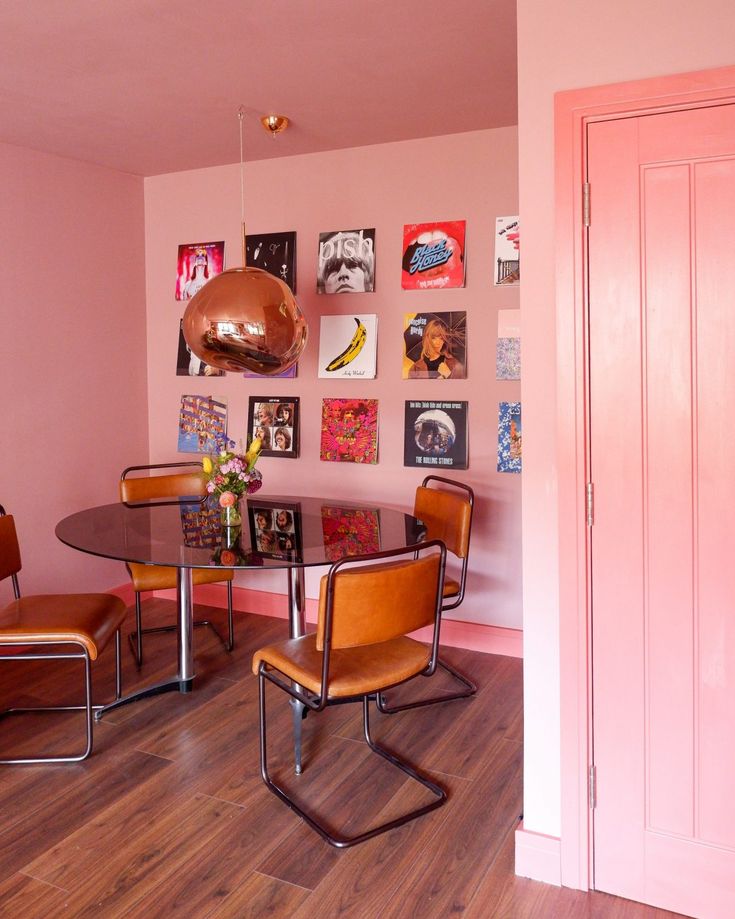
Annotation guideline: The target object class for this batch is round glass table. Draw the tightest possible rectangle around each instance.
[56,494,426,763]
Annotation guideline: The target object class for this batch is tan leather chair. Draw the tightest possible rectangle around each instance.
[378,474,476,713]
[120,463,235,666]
[253,540,448,848]
[0,505,125,764]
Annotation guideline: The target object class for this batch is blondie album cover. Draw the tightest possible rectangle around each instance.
[176,319,224,376]
[404,401,468,469]
[175,241,225,300]
[321,506,380,562]
[317,229,375,294]
[177,395,227,454]
[402,311,467,379]
[244,231,296,292]
[247,397,299,458]
[497,401,522,473]
[320,398,378,464]
[401,220,466,290]
[318,315,378,379]
[494,217,520,286]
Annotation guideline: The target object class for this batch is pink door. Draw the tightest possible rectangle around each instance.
[588,104,735,918]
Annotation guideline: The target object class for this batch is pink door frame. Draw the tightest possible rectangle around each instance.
[554,64,735,891]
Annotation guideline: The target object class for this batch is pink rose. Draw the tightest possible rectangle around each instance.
[219,491,236,508]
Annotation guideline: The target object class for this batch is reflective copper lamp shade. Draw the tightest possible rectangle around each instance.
[182,109,307,375]
[182,266,306,374]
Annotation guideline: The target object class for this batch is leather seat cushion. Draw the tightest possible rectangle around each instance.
[0,593,127,660]
[253,633,431,699]
[127,562,234,592]
[443,576,460,598]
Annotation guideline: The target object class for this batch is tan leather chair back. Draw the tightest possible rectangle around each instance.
[120,471,207,503]
[316,553,442,651]
[0,514,21,581]
[414,486,471,559]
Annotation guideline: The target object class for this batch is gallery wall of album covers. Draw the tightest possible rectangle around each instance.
[169,213,521,477]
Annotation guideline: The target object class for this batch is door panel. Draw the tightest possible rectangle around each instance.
[589,105,735,918]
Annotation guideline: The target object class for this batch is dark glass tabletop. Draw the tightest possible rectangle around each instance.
[56,495,427,570]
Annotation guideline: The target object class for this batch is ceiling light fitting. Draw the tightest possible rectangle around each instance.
[182,108,306,375]
[260,114,290,137]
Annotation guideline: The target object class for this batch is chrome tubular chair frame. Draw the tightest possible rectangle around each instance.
[0,633,123,764]
[378,475,477,714]
[121,462,235,666]
[257,541,448,848]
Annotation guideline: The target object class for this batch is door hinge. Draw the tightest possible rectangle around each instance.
[586,482,594,526]
[583,182,591,226]
[589,764,597,809]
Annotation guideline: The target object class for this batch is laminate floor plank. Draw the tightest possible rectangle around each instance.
[205,871,310,919]
[0,872,70,919]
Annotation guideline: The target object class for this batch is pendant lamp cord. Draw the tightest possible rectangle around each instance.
[238,106,247,265]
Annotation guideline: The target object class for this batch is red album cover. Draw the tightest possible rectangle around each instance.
[401,220,466,290]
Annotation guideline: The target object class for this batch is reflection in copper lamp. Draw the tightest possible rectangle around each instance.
[182,110,307,375]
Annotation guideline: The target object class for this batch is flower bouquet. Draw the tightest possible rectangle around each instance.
[203,434,264,528]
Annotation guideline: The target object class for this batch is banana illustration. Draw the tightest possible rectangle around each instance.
[326,317,367,372]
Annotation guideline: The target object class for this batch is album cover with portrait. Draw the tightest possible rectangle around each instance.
[497,401,522,473]
[401,220,466,290]
[404,400,468,470]
[247,499,303,561]
[176,319,224,377]
[321,505,381,562]
[318,315,378,379]
[320,398,378,464]
[244,231,296,292]
[402,311,467,380]
[175,241,225,300]
[177,395,228,454]
[247,396,299,458]
[317,228,376,294]
[494,216,520,286]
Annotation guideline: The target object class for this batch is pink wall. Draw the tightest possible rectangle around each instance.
[0,142,148,601]
[517,0,735,864]
[143,127,522,631]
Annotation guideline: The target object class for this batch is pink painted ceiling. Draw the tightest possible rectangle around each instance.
[0,0,517,177]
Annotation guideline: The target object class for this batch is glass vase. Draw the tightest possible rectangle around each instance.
[220,501,242,528]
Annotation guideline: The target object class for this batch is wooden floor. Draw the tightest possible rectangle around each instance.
[0,600,685,918]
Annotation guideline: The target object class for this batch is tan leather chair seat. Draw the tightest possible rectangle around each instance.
[254,634,431,698]
[443,576,460,598]
[127,562,234,592]
[0,593,127,660]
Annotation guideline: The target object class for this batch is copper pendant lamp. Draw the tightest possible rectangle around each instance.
[182,109,307,375]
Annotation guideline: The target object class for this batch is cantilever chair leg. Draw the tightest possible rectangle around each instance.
[129,588,235,667]
[259,673,446,848]
[0,631,123,765]
[376,657,476,714]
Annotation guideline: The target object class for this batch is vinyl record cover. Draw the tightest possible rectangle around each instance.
[401,220,466,290]
[176,241,225,300]
[180,499,221,549]
[497,401,522,473]
[177,395,227,454]
[320,398,378,463]
[494,217,520,286]
[318,315,377,379]
[176,319,224,376]
[247,499,303,560]
[321,506,380,562]
[244,231,296,292]
[403,311,467,379]
[247,397,299,458]
[317,229,375,293]
[404,400,468,469]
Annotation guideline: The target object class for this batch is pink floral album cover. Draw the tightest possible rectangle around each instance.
[401,220,466,290]
[321,506,380,562]
[175,240,225,300]
[319,398,378,464]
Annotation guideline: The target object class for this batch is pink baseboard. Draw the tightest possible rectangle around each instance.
[128,582,524,658]
[515,822,562,886]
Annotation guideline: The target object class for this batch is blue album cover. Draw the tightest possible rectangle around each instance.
[497,401,522,473]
